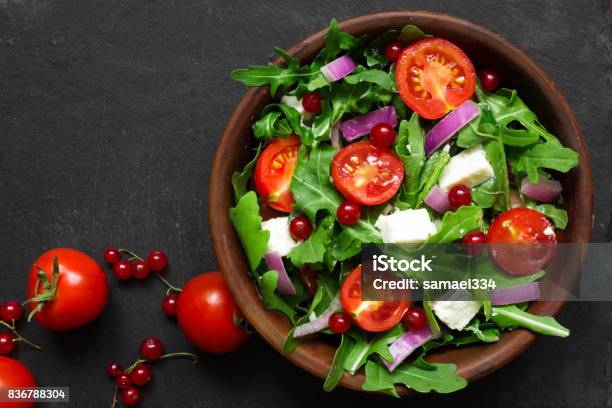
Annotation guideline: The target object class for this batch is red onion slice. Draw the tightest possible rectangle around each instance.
[520,176,562,203]
[264,252,296,296]
[293,295,342,338]
[424,185,451,213]
[384,324,434,372]
[320,55,356,82]
[424,100,479,157]
[490,282,540,305]
[330,122,343,149]
[339,106,397,142]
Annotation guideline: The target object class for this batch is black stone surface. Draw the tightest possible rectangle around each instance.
[1,1,611,407]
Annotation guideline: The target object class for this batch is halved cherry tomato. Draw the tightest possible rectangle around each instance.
[396,38,476,120]
[254,134,301,212]
[331,141,404,206]
[487,208,557,276]
[340,266,410,332]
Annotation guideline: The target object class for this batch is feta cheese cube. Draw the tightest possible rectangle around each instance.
[374,208,437,243]
[431,300,482,331]
[280,95,314,124]
[261,216,298,257]
[438,144,494,191]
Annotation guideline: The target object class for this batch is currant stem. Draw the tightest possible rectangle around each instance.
[124,352,199,373]
[118,248,182,293]
[0,320,43,351]
[110,387,118,408]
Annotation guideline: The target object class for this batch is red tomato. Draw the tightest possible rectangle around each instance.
[254,134,301,212]
[396,38,476,120]
[27,248,108,331]
[331,141,404,206]
[0,356,36,408]
[177,272,249,353]
[487,208,557,276]
[340,266,410,332]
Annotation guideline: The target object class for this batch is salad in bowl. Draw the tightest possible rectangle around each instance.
[227,19,580,395]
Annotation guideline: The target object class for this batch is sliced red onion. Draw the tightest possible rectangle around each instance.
[490,282,540,305]
[384,324,434,372]
[320,55,356,82]
[424,100,480,157]
[339,106,397,142]
[520,176,562,203]
[424,185,451,213]
[264,252,296,296]
[330,122,342,149]
[293,295,341,338]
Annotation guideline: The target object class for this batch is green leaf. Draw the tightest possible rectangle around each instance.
[260,103,313,145]
[463,319,500,342]
[344,68,396,92]
[290,145,342,221]
[397,24,432,44]
[426,206,484,244]
[362,360,467,396]
[457,104,498,148]
[258,271,296,324]
[343,325,404,375]
[415,149,450,207]
[395,114,425,208]
[364,30,398,67]
[315,19,363,66]
[423,298,441,334]
[231,144,261,203]
[323,334,354,392]
[332,206,383,261]
[490,305,569,337]
[525,201,568,229]
[229,191,269,271]
[287,216,335,268]
[253,111,293,142]
[515,141,579,182]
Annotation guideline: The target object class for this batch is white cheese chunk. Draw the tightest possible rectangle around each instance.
[280,95,314,124]
[438,144,494,191]
[261,216,298,257]
[374,208,437,243]
[431,300,482,331]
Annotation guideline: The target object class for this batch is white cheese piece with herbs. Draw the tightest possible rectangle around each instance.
[431,300,482,331]
[261,216,298,257]
[438,144,494,191]
[280,95,314,123]
[374,208,437,243]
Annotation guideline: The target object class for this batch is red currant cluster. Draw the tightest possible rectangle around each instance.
[103,248,182,317]
[0,300,42,355]
[106,337,198,407]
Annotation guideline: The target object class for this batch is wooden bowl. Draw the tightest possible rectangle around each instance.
[209,11,593,394]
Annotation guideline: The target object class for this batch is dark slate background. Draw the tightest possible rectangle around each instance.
[1,0,611,407]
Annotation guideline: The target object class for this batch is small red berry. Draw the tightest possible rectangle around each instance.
[402,306,427,330]
[462,230,487,256]
[130,364,152,386]
[121,386,142,407]
[115,373,132,389]
[146,250,168,271]
[0,333,15,355]
[112,259,132,280]
[448,184,472,210]
[139,337,164,360]
[161,294,179,316]
[132,260,150,280]
[336,200,361,225]
[328,312,352,334]
[302,91,322,114]
[0,300,23,323]
[106,361,124,378]
[103,247,122,264]
[384,41,403,62]
[479,68,501,92]
[370,123,397,148]
[289,216,312,240]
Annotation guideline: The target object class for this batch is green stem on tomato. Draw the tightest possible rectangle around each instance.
[118,248,182,293]
[0,318,43,351]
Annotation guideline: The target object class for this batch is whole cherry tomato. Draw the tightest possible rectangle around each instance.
[0,356,36,408]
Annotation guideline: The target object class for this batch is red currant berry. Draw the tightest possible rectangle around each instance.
[139,337,164,360]
[402,306,427,330]
[130,364,152,386]
[448,184,472,210]
[161,294,179,316]
[336,200,361,225]
[146,250,168,271]
[302,91,322,114]
[103,247,122,264]
[0,300,23,323]
[462,230,487,256]
[132,260,150,280]
[0,333,15,355]
[328,312,352,334]
[384,41,403,62]
[115,373,132,389]
[121,386,142,407]
[289,216,312,240]
[479,68,501,92]
[106,361,124,378]
[112,259,132,280]
[370,123,397,148]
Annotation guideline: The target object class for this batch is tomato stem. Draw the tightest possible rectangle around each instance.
[0,320,43,351]
[23,256,61,323]
[118,248,183,293]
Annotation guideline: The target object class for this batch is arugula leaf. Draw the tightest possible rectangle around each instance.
[490,305,569,337]
[423,297,441,334]
[463,319,500,342]
[395,114,425,208]
[514,141,579,182]
[397,24,432,44]
[364,30,398,67]
[290,145,342,221]
[258,271,296,324]
[415,149,450,207]
[253,111,293,142]
[525,201,568,229]
[323,334,354,392]
[229,191,269,271]
[332,206,383,261]
[457,104,498,148]
[343,325,404,375]
[287,216,335,268]
[258,103,313,145]
[426,205,484,243]
[362,360,467,396]
[344,68,396,92]
[231,144,261,203]
[315,19,364,67]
